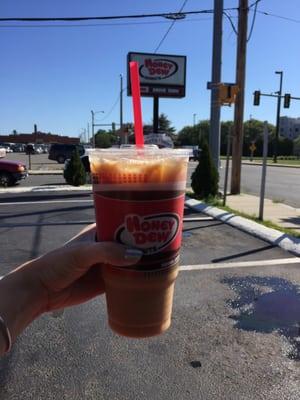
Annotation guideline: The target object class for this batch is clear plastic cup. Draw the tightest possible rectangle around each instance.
[89,146,189,337]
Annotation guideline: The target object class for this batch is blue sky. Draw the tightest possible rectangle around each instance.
[1,0,300,138]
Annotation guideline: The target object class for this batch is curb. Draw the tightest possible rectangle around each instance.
[185,197,300,257]
[28,170,63,175]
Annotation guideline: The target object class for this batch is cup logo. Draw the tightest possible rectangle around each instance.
[115,213,179,255]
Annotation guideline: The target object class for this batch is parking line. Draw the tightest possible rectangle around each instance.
[179,257,300,272]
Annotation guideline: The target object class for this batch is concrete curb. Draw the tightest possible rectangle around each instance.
[28,170,63,175]
[185,197,300,257]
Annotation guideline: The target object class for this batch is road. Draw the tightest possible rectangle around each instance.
[0,192,300,399]
[3,154,300,207]
[188,162,300,208]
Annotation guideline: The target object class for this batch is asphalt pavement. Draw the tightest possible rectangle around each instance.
[218,162,300,208]
[0,192,300,399]
[10,158,300,208]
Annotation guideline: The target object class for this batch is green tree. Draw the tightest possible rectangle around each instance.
[177,120,210,146]
[158,113,175,134]
[95,131,117,148]
[64,149,86,186]
[191,140,219,198]
[143,113,176,135]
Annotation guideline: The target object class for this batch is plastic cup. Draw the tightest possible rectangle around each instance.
[89,146,189,338]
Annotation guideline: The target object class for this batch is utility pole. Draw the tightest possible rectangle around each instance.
[91,110,95,148]
[209,0,223,170]
[274,70,283,163]
[153,97,159,132]
[193,113,197,126]
[120,74,125,144]
[231,0,248,194]
[87,123,90,144]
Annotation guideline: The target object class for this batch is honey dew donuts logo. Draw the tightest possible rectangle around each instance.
[115,213,179,255]
[139,58,178,81]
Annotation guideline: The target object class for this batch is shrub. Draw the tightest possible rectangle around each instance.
[191,140,219,198]
[64,149,86,186]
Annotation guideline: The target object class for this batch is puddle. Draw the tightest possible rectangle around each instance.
[222,276,300,360]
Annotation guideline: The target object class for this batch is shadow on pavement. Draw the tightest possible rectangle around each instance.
[0,192,92,203]
[212,244,276,263]
[222,275,300,361]
[0,204,93,221]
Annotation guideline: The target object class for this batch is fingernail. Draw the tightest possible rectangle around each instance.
[125,248,143,260]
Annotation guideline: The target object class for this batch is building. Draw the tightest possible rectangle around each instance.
[0,131,79,145]
[279,116,300,140]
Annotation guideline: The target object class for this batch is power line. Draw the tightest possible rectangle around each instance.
[0,9,238,23]
[257,9,300,24]
[154,0,189,53]
[0,17,213,29]
[249,0,261,8]
[247,0,260,41]
[223,11,238,35]
[97,94,121,123]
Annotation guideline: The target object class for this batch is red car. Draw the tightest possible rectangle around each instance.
[0,159,28,186]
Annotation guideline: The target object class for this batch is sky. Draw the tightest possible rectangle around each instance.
[1,0,300,138]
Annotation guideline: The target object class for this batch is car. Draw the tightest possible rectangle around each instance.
[48,143,85,164]
[0,159,28,186]
[0,143,13,153]
[11,143,25,153]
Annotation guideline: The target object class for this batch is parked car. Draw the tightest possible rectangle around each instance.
[0,159,28,186]
[49,143,85,164]
[0,143,13,153]
[11,143,25,153]
[64,155,91,183]
[0,147,6,158]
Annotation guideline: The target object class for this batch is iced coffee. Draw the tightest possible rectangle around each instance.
[89,147,188,337]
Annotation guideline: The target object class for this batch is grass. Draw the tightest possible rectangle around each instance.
[186,191,300,239]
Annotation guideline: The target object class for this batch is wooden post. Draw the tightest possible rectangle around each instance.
[230,0,248,194]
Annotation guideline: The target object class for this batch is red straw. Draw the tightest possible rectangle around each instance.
[129,61,144,147]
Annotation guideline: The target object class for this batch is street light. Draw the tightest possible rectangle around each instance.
[91,110,105,148]
[274,70,283,163]
[193,113,197,126]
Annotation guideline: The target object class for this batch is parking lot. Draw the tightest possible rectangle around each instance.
[0,191,300,399]
[4,152,63,170]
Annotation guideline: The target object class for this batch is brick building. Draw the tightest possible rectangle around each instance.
[0,131,79,145]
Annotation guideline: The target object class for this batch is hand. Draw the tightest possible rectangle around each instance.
[0,224,142,351]
[34,224,142,312]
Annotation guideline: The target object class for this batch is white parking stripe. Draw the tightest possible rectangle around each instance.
[179,257,300,272]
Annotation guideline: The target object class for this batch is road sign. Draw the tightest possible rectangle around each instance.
[127,52,186,98]
[249,143,256,152]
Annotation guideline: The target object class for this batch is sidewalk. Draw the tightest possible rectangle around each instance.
[225,193,300,230]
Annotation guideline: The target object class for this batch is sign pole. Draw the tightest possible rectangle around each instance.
[223,128,232,206]
[259,121,269,221]
[153,97,159,133]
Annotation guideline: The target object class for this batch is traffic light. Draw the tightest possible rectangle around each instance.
[284,93,291,108]
[218,84,239,106]
[253,90,260,106]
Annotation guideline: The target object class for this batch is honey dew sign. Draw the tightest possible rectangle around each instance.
[127,52,186,98]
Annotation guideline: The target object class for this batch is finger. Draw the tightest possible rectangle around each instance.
[38,242,142,291]
[48,265,105,311]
